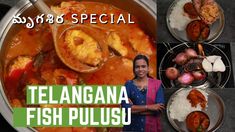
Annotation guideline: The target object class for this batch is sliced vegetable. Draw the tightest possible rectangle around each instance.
[213,58,225,72]
[202,58,213,72]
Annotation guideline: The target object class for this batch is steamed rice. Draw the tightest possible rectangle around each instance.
[169,88,208,122]
[169,0,192,31]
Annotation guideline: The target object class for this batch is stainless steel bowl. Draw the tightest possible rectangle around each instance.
[0,0,156,131]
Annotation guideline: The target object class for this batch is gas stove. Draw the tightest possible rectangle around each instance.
[157,43,235,88]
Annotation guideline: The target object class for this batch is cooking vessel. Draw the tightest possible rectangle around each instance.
[0,0,156,131]
[159,42,231,89]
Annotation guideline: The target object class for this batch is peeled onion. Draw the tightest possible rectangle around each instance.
[174,52,188,65]
[178,73,194,85]
[165,67,180,80]
[185,48,198,58]
[192,71,206,80]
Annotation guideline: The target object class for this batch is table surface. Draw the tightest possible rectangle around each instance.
[0,0,235,132]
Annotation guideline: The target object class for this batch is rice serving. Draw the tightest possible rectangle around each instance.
[169,0,192,31]
[169,88,208,122]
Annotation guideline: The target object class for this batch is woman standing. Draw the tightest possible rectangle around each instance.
[122,54,165,132]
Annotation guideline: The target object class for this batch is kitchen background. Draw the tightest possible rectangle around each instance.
[0,0,234,131]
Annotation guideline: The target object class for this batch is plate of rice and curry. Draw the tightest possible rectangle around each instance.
[166,0,224,43]
[167,88,225,132]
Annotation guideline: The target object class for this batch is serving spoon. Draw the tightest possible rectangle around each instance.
[29,0,103,73]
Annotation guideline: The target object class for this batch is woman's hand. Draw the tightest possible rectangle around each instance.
[147,104,165,112]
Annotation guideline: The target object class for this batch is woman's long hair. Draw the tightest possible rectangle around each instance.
[133,54,152,79]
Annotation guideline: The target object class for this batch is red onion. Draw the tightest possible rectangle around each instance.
[192,71,206,80]
[185,48,198,58]
[165,67,179,80]
[178,73,194,85]
[173,52,188,65]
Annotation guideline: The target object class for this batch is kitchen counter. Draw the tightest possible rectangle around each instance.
[0,0,16,7]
